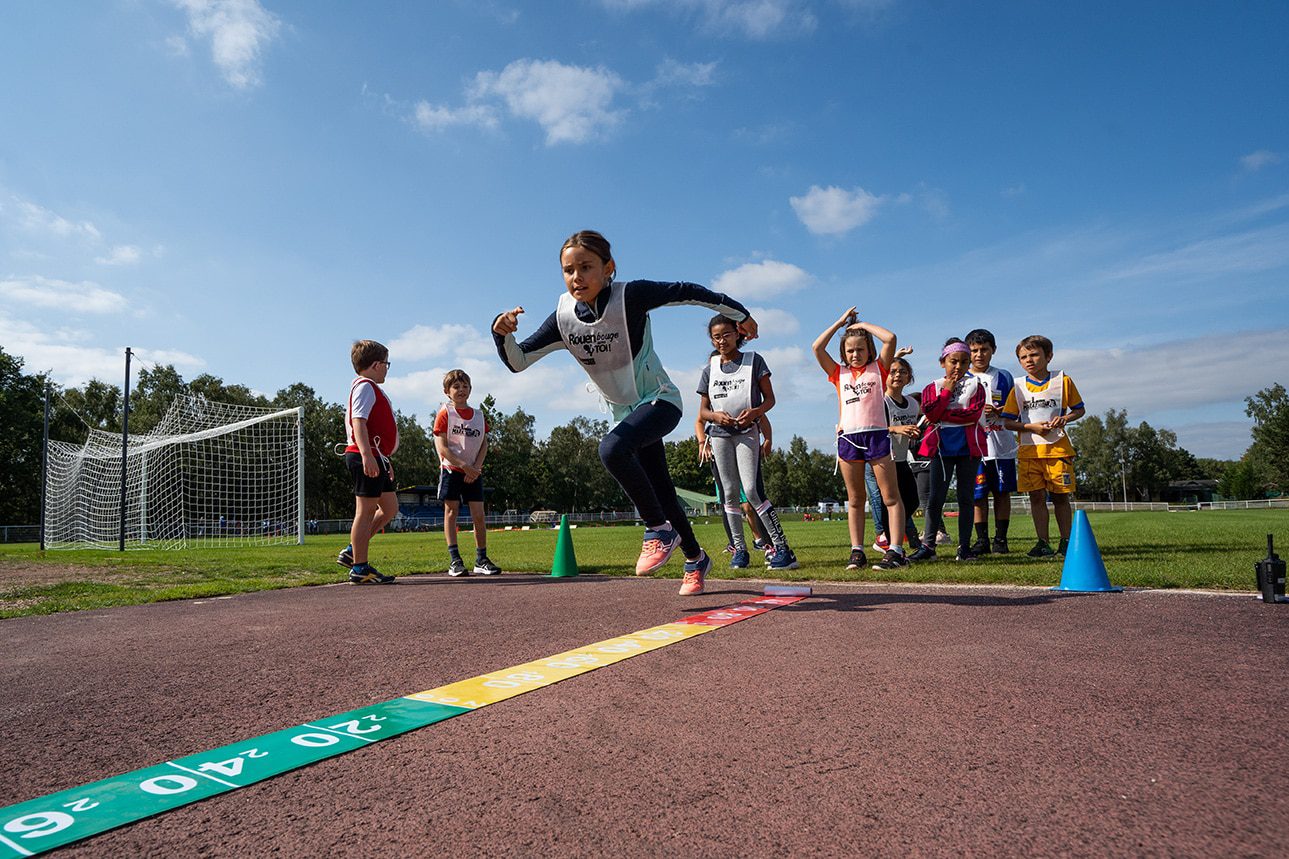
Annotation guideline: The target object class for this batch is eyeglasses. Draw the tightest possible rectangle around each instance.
[378,360,392,367]
[710,332,737,341]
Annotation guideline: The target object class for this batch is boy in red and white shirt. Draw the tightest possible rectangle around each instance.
[338,340,399,584]
[433,369,501,576]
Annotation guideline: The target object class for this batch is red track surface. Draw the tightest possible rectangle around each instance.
[3,575,1288,857]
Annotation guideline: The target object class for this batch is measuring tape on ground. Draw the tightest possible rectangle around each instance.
[0,594,804,856]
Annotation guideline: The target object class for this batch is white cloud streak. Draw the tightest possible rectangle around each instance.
[0,276,127,314]
[471,59,625,145]
[1240,149,1281,172]
[95,245,142,266]
[599,0,816,39]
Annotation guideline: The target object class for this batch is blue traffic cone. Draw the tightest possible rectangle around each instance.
[550,514,579,578]
[1052,509,1121,592]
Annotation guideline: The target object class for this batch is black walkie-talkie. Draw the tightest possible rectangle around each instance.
[1256,534,1286,604]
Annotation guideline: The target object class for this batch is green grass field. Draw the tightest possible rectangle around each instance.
[1,509,1284,619]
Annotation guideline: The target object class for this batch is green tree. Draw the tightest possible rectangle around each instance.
[665,437,711,495]
[391,411,438,490]
[539,417,623,511]
[272,383,349,519]
[128,364,186,432]
[1068,409,1130,500]
[1219,457,1269,500]
[57,379,122,435]
[1245,383,1289,490]
[480,396,543,512]
[0,347,48,523]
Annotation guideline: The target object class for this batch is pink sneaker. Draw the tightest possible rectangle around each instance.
[635,524,680,576]
[679,552,710,596]
[872,534,890,553]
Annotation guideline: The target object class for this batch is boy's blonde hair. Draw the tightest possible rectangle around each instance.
[443,369,471,392]
[351,340,388,373]
[1016,335,1054,359]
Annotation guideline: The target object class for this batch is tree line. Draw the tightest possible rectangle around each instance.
[2,344,1284,525]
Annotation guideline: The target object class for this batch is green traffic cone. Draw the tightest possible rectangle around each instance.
[551,514,579,577]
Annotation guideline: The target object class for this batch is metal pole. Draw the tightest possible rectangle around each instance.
[40,384,50,551]
[296,407,305,545]
[1120,456,1128,506]
[119,348,132,551]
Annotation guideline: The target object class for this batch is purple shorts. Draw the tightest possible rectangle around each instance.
[837,430,891,462]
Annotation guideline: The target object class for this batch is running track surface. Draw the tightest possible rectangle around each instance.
[2,575,1287,857]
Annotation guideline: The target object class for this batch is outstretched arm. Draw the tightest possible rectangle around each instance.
[492,306,564,372]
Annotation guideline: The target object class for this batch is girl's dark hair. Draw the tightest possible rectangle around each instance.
[708,314,745,348]
[890,356,914,382]
[560,229,613,264]
[942,336,965,348]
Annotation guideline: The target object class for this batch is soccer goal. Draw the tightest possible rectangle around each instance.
[44,395,304,550]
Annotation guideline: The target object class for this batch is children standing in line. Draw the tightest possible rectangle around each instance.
[697,314,798,571]
[1002,335,1086,557]
[910,340,986,562]
[965,328,1018,555]
[433,369,501,576]
[493,230,756,596]
[812,307,908,571]
[338,339,399,584]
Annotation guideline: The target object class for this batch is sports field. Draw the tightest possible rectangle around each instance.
[1,510,1283,618]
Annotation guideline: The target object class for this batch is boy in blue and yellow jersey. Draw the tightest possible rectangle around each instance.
[1002,335,1085,558]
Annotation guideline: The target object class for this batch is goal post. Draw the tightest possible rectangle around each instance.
[44,396,305,550]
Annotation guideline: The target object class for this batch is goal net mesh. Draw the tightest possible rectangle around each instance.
[45,396,302,550]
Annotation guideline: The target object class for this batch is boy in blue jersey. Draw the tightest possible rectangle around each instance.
[965,329,1018,554]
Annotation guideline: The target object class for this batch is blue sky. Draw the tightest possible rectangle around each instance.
[2,0,1286,460]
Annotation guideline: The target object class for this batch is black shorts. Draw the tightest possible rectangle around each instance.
[346,452,395,498]
[438,469,484,504]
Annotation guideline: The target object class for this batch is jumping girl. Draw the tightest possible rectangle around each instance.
[910,339,986,562]
[697,314,797,571]
[812,307,908,571]
[492,230,756,596]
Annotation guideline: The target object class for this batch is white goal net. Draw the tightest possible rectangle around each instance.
[44,396,304,550]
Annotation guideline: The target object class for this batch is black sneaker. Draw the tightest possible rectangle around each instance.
[1056,538,1069,556]
[349,564,394,584]
[336,545,354,567]
[992,536,1010,554]
[474,556,502,575]
[846,548,867,570]
[955,548,978,562]
[872,549,909,571]
[447,558,469,577]
[908,544,937,562]
[1027,540,1055,558]
[970,537,991,556]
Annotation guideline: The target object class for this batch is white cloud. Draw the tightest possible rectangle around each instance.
[388,323,492,363]
[789,184,886,235]
[0,276,127,314]
[712,259,811,299]
[1102,223,1289,282]
[746,306,799,336]
[95,245,142,266]
[172,0,282,90]
[649,58,719,89]
[1240,149,1281,172]
[0,312,204,387]
[1059,328,1289,416]
[471,59,625,145]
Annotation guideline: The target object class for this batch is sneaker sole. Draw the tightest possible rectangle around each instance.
[473,567,502,575]
[769,561,800,570]
[448,570,470,577]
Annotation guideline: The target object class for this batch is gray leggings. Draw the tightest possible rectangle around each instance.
[711,432,787,550]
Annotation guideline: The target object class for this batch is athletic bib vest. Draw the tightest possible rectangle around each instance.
[440,404,485,471]
[345,378,398,457]
[836,361,887,434]
[708,352,755,433]
[885,393,921,462]
[934,375,983,432]
[556,284,638,407]
[974,366,1019,460]
[1016,372,1065,448]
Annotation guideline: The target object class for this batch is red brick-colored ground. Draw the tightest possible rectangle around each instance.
[3,575,1287,857]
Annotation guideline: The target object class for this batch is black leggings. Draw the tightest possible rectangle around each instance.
[599,401,700,557]
[894,461,921,544]
[926,454,980,551]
